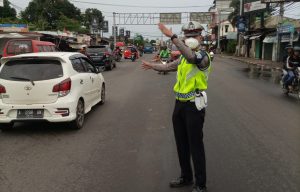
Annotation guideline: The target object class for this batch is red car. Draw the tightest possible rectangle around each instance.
[124,46,139,59]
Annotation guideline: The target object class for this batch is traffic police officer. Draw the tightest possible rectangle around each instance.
[142,21,211,192]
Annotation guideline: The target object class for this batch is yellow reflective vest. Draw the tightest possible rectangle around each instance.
[174,52,211,101]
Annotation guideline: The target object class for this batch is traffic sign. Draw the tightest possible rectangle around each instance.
[119,28,124,37]
[160,13,181,24]
[101,21,108,33]
[190,12,212,24]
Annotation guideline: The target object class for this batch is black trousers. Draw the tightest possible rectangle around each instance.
[172,100,206,188]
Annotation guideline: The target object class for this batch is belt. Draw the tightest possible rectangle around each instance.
[176,99,195,103]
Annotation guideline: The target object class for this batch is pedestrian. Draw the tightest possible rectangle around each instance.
[142,21,212,192]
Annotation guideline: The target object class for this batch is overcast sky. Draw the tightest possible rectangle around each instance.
[9,0,300,40]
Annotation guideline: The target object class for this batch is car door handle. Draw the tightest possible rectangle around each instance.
[80,79,84,84]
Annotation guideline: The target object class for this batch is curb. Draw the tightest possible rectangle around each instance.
[219,55,282,70]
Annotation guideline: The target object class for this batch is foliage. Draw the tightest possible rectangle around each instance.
[57,15,80,31]
[82,8,104,30]
[226,40,237,53]
[227,0,240,27]
[133,34,144,46]
[0,0,17,19]
[150,40,156,45]
[21,0,81,30]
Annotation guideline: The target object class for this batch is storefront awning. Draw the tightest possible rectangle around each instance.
[263,32,299,43]
[281,32,299,43]
[249,35,262,40]
[263,36,277,43]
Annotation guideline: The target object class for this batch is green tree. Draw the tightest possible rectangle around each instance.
[133,34,144,46]
[227,0,240,27]
[21,0,81,30]
[82,8,103,30]
[150,39,156,45]
[0,0,17,19]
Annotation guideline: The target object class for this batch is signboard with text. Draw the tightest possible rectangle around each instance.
[101,21,108,33]
[278,24,295,34]
[160,13,181,24]
[236,16,246,33]
[190,12,212,24]
[125,30,130,38]
[0,24,28,32]
[261,0,300,3]
[244,1,266,12]
[119,28,124,37]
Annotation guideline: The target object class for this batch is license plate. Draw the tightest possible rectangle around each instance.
[17,109,44,119]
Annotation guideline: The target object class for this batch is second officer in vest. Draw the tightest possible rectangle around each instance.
[142,21,212,192]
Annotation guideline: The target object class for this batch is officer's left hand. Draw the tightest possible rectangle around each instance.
[158,23,173,38]
[142,60,153,70]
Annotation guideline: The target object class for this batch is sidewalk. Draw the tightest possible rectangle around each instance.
[219,54,282,69]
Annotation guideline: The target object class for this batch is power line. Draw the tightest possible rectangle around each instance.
[70,0,213,9]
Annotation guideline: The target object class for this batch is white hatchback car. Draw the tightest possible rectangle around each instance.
[0,52,105,130]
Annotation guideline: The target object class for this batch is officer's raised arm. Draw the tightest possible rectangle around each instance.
[158,22,210,71]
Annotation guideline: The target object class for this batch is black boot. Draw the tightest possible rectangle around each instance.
[169,177,194,188]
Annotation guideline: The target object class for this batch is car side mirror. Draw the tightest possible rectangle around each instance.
[94,67,100,74]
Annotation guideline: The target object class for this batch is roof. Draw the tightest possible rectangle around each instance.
[253,15,300,29]
[1,52,84,64]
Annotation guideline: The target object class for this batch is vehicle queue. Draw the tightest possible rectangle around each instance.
[0,39,164,131]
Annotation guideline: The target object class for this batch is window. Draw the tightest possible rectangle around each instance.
[0,59,63,81]
[38,45,44,52]
[7,40,33,55]
[71,58,85,73]
[225,25,229,33]
[50,46,56,52]
[43,46,51,52]
[80,58,95,73]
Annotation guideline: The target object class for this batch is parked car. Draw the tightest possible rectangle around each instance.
[0,52,105,131]
[86,45,116,70]
[2,39,57,57]
[124,46,139,60]
[143,45,154,54]
[170,44,181,61]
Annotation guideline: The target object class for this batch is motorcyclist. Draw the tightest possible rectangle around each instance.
[282,44,294,64]
[159,45,170,60]
[283,46,300,90]
[131,46,138,59]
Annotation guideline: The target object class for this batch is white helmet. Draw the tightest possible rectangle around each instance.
[182,21,204,37]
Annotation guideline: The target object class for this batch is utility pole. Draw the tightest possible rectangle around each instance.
[237,0,243,56]
[217,9,221,53]
[113,12,117,48]
[276,2,284,61]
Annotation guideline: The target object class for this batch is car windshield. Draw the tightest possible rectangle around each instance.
[0,59,63,81]
[86,47,107,53]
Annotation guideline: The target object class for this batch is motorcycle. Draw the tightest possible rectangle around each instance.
[281,66,300,99]
[113,50,122,62]
[209,51,214,61]
[159,57,170,75]
[131,52,137,62]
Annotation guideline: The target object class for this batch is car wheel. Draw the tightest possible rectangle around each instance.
[70,99,85,130]
[0,122,14,132]
[106,62,113,71]
[100,84,105,105]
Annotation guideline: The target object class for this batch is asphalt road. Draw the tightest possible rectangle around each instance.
[0,54,299,192]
